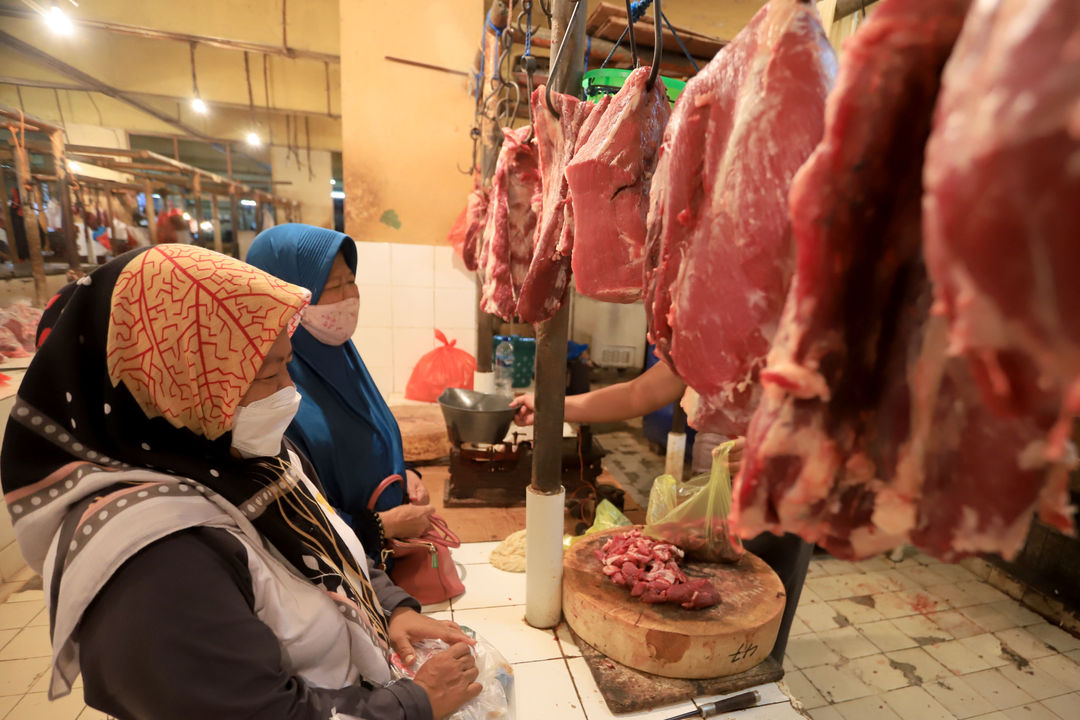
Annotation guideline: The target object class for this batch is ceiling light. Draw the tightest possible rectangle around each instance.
[330,179,336,186]
[182,212,191,221]
[151,193,161,199]
[330,190,345,200]
[199,221,214,232]
[240,199,257,207]
[68,160,81,173]
[191,97,208,114]
[45,6,74,36]
[246,131,261,147]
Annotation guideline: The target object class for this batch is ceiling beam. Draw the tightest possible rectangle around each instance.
[836,0,873,20]
[0,5,339,64]
[0,76,341,120]
[0,30,212,139]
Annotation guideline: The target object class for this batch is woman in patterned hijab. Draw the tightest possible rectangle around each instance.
[1,245,479,720]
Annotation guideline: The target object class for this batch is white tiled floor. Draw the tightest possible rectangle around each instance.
[785,550,1080,720]
[0,541,803,720]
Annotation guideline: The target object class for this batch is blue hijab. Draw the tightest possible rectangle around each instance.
[246,224,406,533]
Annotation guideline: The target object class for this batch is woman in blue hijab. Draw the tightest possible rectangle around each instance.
[247,224,433,562]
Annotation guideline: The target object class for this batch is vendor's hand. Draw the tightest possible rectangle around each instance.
[510,393,536,426]
[412,642,482,720]
[407,472,430,505]
[380,504,434,538]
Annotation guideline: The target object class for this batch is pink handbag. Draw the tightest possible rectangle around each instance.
[368,475,465,605]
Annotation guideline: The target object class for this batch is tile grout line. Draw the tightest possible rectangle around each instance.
[558,649,590,720]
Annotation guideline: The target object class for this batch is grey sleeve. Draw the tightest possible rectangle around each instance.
[368,553,423,615]
[77,527,433,720]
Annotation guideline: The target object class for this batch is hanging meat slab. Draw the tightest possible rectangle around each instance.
[566,66,672,303]
[515,89,608,324]
[923,0,1080,470]
[731,0,1073,561]
[479,126,542,321]
[462,183,489,272]
[643,0,836,435]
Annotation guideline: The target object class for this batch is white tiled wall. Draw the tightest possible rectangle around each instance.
[351,242,478,397]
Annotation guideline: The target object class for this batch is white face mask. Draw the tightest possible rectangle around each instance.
[302,297,359,346]
[230,385,302,458]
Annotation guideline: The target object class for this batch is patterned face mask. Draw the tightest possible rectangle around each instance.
[301,298,359,346]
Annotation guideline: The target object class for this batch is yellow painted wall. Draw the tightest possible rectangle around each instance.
[64,123,131,183]
[271,145,333,228]
[340,0,478,245]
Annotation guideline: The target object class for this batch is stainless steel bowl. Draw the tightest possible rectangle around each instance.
[437,388,517,445]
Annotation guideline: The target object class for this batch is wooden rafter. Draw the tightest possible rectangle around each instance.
[0,5,339,64]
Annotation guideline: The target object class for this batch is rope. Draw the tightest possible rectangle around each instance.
[630,0,654,23]
[661,11,699,72]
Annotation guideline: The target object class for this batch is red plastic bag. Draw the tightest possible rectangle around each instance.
[405,330,477,402]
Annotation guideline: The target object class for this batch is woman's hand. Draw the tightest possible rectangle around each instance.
[412,642,482,720]
[407,473,430,505]
[389,607,475,665]
[379,504,434,538]
[509,393,536,426]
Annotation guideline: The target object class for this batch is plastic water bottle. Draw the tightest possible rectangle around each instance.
[494,340,514,396]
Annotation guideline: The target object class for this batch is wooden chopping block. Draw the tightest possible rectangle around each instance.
[390,404,451,462]
[563,527,785,679]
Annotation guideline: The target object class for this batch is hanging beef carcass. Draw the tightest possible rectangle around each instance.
[447,180,489,272]
[479,126,542,320]
[515,89,609,324]
[730,0,1073,561]
[923,0,1080,472]
[643,0,835,435]
[565,66,672,303]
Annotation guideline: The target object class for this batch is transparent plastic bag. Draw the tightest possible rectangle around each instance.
[390,627,515,720]
[564,499,632,548]
[644,440,744,563]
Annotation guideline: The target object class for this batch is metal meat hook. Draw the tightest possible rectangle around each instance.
[646,0,663,91]
[545,0,584,120]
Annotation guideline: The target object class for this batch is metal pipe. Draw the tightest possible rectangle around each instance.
[544,0,583,119]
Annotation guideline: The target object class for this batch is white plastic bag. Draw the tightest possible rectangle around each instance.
[390,627,515,720]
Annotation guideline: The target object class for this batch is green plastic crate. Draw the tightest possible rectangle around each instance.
[582,67,686,106]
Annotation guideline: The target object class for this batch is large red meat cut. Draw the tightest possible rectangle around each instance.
[479,126,542,320]
[643,0,835,435]
[923,0,1080,467]
[461,183,489,272]
[515,89,608,324]
[731,0,1074,561]
[566,66,671,303]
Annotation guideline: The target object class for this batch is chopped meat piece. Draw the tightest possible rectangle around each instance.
[566,66,672,303]
[597,528,720,610]
[643,0,836,434]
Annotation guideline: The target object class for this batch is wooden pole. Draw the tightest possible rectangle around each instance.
[192,174,203,243]
[49,130,80,270]
[229,188,241,257]
[144,179,157,244]
[255,197,265,234]
[531,0,584,497]
[11,139,48,306]
[210,194,223,253]
[0,166,13,259]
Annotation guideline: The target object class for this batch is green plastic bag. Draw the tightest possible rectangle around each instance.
[644,440,744,563]
[563,499,632,549]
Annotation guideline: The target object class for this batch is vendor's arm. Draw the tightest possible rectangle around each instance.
[512,361,686,426]
[78,527,433,720]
